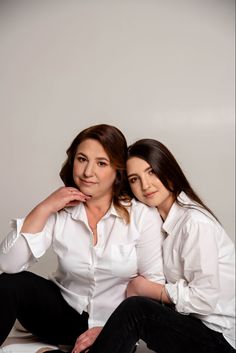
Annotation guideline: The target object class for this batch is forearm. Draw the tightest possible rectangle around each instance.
[21,202,53,233]
[127,277,172,305]
[138,282,172,305]
[21,186,88,234]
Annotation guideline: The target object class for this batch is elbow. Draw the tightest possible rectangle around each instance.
[0,258,28,274]
[192,286,219,315]
[0,264,19,274]
[194,298,217,315]
[175,284,219,315]
[176,298,217,315]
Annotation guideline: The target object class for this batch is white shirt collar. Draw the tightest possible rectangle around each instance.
[63,202,122,221]
[162,196,184,235]
[162,191,206,235]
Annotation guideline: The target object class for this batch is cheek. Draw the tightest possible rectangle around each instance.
[130,184,140,196]
[105,170,116,185]
[72,160,78,171]
[72,167,78,178]
[72,163,76,175]
[73,161,83,173]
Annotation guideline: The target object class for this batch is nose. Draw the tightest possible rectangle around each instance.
[83,162,95,177]
[141,176,150,191]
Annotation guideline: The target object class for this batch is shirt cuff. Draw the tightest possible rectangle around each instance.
[165,280,189,314]
[1,219,25,254]
[21,231,47,258]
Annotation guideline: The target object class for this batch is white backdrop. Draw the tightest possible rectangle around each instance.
[0,0,235,275]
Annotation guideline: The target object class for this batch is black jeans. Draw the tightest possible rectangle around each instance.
[89,296,235,353]
[0,271,88,347]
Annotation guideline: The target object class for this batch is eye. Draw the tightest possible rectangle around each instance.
[129,177,138,184]
[97,161,107,167]
[77,156,87,163]
[148,168,154,175]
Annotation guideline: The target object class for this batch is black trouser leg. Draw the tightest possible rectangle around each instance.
[0,271,88,347]
[89,296,235,353]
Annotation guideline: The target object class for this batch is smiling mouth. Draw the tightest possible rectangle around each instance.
[80,179,97,185]
[144,191,157,198]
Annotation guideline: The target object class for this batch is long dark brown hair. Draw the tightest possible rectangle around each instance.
[60,124,131,222]
[127,138,219,221]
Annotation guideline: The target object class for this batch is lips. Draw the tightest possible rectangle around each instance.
[80,178,97,186]
[143,191,157,198]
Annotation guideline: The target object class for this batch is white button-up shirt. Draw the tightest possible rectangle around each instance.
[164,192,235,348]
[0,199,165,328]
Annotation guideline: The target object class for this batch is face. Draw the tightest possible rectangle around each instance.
[127,157,175,219]
[73,139,116,201]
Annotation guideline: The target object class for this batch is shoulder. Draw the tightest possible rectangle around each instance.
[175,210,235,263]
[181,208,220,233]
[177,208,231,251]
[129,198,157,214]
[165,196,233,254]
[179,193,224,231]
[129,199,162,226]
[170,192,221,234]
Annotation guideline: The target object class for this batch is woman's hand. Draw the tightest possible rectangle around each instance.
[72,327,103,353]
[21,187,91,234]
[40,186,91,214]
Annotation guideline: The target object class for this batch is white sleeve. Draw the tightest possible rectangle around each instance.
[0,215,55,273]
[165,220,220,315]
[136,206,165,284]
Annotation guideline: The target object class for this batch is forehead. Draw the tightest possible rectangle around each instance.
[76,139,109,158]
[127,157,150,173]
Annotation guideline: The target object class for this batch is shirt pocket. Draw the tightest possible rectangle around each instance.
[111,243,137,278]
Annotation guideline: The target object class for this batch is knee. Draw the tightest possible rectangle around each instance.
[118,296,149,314]
[118,296,166,318]
[0,271,28,291]
[0,272,15,284]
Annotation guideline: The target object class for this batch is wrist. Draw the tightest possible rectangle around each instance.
[37,200,55,216]
[20,202,53,234]
[160,285,165,305]
[159,285,173,305]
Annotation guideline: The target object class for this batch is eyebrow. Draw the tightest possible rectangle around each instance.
[127,173,137,178]
[75,152,110,162]
[127,166,152,178]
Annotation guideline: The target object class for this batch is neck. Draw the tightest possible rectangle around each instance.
[85,196,112,238]
[85,194,112,217]
[157,195,175,221]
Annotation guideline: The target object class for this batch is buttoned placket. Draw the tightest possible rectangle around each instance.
[88,220,107,327]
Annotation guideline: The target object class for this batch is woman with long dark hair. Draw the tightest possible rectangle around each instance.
[88,138,235,353]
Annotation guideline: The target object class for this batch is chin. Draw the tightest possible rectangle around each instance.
[144,200,157,208]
